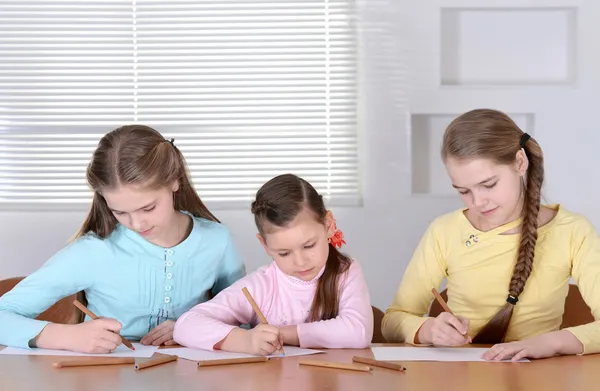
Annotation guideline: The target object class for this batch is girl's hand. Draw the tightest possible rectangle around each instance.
[417,312,471,346]
[37,318,123,353]
[245,324,283,356]
[141,320,176,346]
[481,331,584,361]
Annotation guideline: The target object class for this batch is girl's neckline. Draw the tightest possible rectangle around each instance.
[460,204,561,237]
[274,262,326,287]
[122,210,197,250]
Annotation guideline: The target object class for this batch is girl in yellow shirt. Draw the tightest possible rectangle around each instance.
[382,109,600,360]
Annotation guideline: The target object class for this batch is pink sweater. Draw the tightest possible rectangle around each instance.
[173,260,373,350]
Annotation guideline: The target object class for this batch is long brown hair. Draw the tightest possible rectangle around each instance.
[251,174,351,322]
[442,109,544,343]
[75,124,219,239]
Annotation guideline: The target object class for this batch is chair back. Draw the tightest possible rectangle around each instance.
[0,277,84,324]
[372,305,387,343]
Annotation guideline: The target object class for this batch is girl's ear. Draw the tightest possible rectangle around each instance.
[171,180,180,193]
[324,210,336,238]
[515,149,529,176]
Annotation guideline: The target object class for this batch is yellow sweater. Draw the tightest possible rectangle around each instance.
[382,205,600,354]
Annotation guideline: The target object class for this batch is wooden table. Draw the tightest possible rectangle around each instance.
[1,344,599,391]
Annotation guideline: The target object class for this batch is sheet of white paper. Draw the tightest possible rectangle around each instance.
[159,346,323,362]
[0,343,158,358]
[371,347,529,362]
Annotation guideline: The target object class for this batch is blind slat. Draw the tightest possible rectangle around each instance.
[0,0,358,207]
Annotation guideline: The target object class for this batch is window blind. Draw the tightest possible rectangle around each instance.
[0,1,359,209]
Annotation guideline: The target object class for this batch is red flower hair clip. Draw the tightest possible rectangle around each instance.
[328,218,346,248]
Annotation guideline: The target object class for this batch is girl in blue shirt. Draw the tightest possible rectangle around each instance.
[0,125,245,353]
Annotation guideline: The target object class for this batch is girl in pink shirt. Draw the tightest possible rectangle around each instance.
[173,174,373,355]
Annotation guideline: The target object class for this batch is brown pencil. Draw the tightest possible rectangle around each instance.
[352,356,406,371]
[299,359,372,372]
[134,354,177,370]
[72,299,136,351]
[431,288,453,314]
[197,356,269,367]
[241,287,286,356]
[431,288,471,342]
[53,357,135,368]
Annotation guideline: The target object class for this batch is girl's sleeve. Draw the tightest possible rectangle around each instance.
[174,271,268,350]
[564,218,600,354]
[0,238,96,348]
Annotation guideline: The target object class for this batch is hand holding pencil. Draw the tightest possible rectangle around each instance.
[415,289,471,346]
[245,324,285,356]
[71,300,136,353]
[242,287,286,356]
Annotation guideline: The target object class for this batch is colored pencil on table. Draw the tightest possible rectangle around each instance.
[241,287,286,356]
[134,354,177,370]
[352,356,406,371]
[299,359,372,372]
[53,357,135,368]
[197,356,269,367]
[72,299,135,351]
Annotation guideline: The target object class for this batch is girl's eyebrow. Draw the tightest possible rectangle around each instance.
[452,175,498,189]
[109,200,157,213]
[272,236,317,252]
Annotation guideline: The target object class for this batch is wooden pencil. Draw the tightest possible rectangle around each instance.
[197,356,269,367]
[352,356,406,371]
[431,288,453,314]
[72,299,136,351]
[299,359,372,372]
[134,354,177,370]
[431,288,471,342]
[241,287,286,356]
[53,357,135,368]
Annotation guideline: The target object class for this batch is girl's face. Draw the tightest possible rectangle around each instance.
[102,181,179,245]
[445,152,527,230]
[258,208,335,281]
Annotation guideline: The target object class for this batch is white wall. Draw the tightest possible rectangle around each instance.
[1,0,600,310]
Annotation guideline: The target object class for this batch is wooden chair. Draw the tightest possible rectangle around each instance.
[429,285,594,329]
[0,277,83,324]
[372,305,386,343]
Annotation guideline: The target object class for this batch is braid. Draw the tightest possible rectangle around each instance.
[472,136,544,344]
[509,151,543,297]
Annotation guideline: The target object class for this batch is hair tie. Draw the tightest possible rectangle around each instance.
[328,217,346,248]
[251,200,276,214]
[506,295,519,305]
[519,133,530,148]
[165,138,175,145]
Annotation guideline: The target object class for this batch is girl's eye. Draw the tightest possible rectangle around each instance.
[304,243,316,249]
[143,206,156,212]
[484,182,498,189]
[459,190,469,195]
[278,252,290,257]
